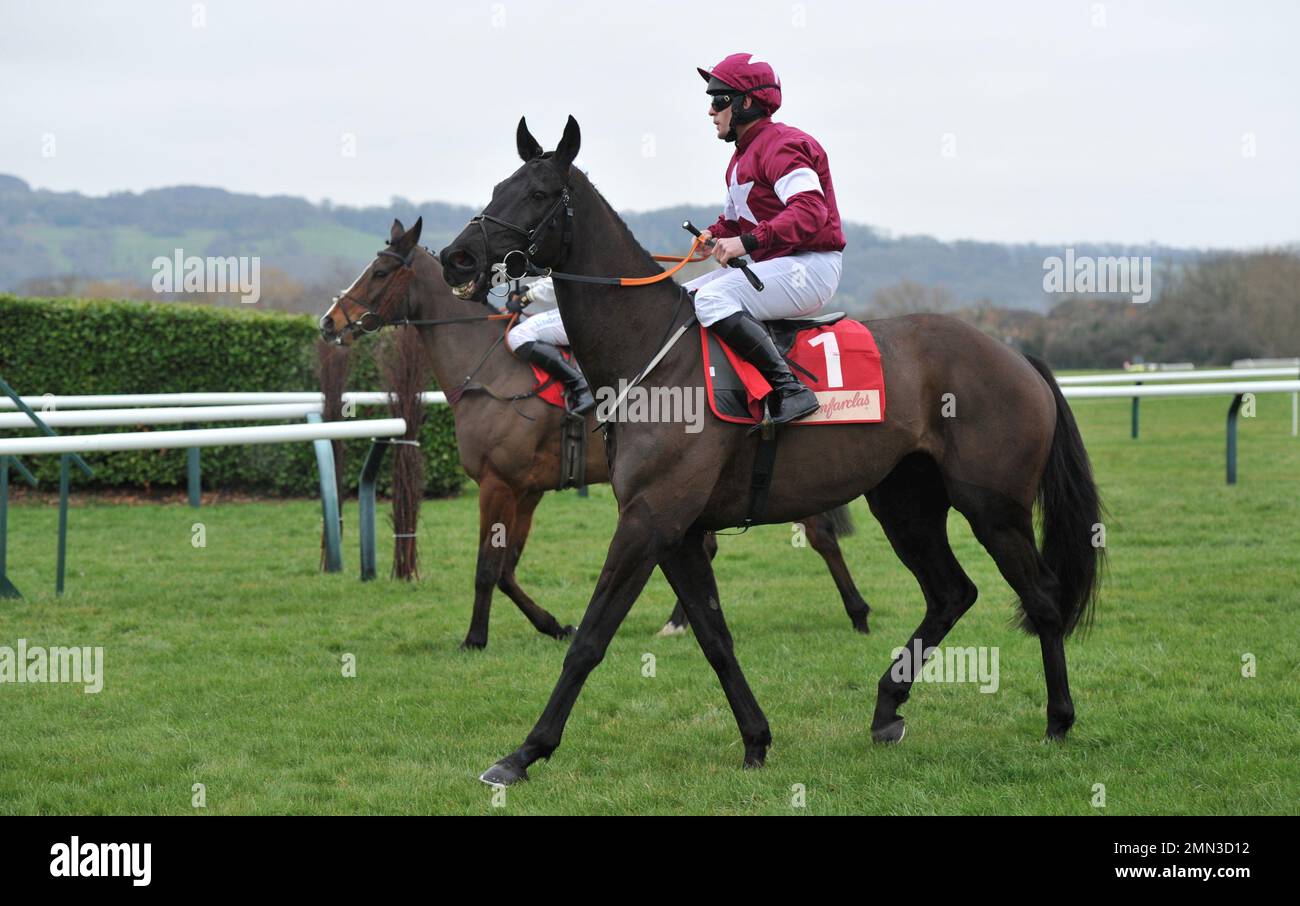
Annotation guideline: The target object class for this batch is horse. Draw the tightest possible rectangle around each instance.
[318,218,874,650]
[438,116,1104,785]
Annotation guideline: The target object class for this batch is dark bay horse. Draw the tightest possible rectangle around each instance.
[318,218,873,649]
[439,117,1104,785]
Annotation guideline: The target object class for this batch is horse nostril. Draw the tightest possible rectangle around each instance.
[449,249,475,271]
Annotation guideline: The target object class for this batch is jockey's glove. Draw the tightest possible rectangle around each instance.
[505,289,530,314]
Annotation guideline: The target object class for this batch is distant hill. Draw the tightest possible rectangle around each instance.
[0,174,1204,313]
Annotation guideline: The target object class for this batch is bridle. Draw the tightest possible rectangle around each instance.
[322,243,419,339]
[466,185,574,285]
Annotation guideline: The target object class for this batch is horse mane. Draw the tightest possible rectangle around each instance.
[570,170,662,275]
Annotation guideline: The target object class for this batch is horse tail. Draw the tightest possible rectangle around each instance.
[823,503,855,538]
[1024,355,1104,637]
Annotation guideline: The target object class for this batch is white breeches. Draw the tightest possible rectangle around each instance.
[506,306,568,351]
[505,250,842,351]
[683,250,843,327]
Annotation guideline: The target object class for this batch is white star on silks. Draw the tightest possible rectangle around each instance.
[728,170,757,224]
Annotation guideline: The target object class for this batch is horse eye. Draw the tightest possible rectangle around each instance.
[373,270,388,280]
[532,191,547,201]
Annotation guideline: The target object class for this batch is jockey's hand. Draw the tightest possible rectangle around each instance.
[711,236,746,265]
[505,289,529,314]
[697,229,714,248]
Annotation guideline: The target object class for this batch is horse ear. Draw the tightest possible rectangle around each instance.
[517,117,543,162]
[395,216,423,253]
[390,219,405,244]
[553,115,581,175]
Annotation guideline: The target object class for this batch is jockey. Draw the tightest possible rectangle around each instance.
[505,257,595,416]
[689,52,847,424]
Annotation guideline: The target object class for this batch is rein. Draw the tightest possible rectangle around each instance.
[466,181,710,290]
[394,311,514,328]
[532,236,707,287]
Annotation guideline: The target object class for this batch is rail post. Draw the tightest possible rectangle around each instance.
[307,413,343,573]
[357,440,389,581]
[1226,393,1244,485]
[1131,380,1142,439]
[187,445,201,508]
[56,454,70,594]
[0,456,34,599]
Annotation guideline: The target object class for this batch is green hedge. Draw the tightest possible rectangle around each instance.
[0,295,463,498]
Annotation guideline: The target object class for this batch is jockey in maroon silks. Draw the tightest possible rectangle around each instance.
[509,53,844,423]
[692,52,847,424]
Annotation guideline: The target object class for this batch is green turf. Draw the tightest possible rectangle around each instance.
[1,392,1297,815]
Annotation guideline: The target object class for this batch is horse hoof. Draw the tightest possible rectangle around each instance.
[460,639,486,652]
[852,620,871,635]
[743,749,767,769]
[1046,709,1075,740]
[871,719,906,744]
[552,625,576,641]
[657,622,688,638]
[479,760,528,786]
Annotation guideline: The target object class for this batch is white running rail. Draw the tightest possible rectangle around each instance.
[0,419,407,456]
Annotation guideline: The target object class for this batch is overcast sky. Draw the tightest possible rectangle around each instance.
[1,0,1295,247]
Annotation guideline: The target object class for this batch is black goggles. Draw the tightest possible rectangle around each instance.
[708,84,775,113]
[709,92,737,112]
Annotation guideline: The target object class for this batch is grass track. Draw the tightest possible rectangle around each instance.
[1,392,1297,814]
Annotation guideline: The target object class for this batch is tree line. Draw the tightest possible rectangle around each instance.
[869,249,1300,368]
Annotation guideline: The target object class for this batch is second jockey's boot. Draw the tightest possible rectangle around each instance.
[711,311,819,424]
[516,341,596,416]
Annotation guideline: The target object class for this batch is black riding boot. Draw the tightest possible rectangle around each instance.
[516,341,596,416]
[711,311,819,424]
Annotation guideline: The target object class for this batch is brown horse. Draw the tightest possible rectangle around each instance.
[439,116,1104,785]
[318,218,873,649]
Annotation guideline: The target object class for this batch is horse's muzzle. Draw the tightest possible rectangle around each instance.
[440,246,483,299]
[318,314,344,345]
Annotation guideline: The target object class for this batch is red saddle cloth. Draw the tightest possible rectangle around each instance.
[701,318,886,425]
[530,349,572,409]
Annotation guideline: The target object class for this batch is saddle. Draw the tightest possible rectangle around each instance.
[701,312,885,426]
[766,311,846,356]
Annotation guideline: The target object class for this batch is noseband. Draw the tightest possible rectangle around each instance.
[468,186,573,285]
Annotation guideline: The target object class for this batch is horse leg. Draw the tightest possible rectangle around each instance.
[480,504,670,785]
[956,486,1074,739]
[658,529,771,768]
[461,471,518,651]
[496,490,576,641]
[802,513,871,634]
[866,456,979,742]
[657,531,717,637]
